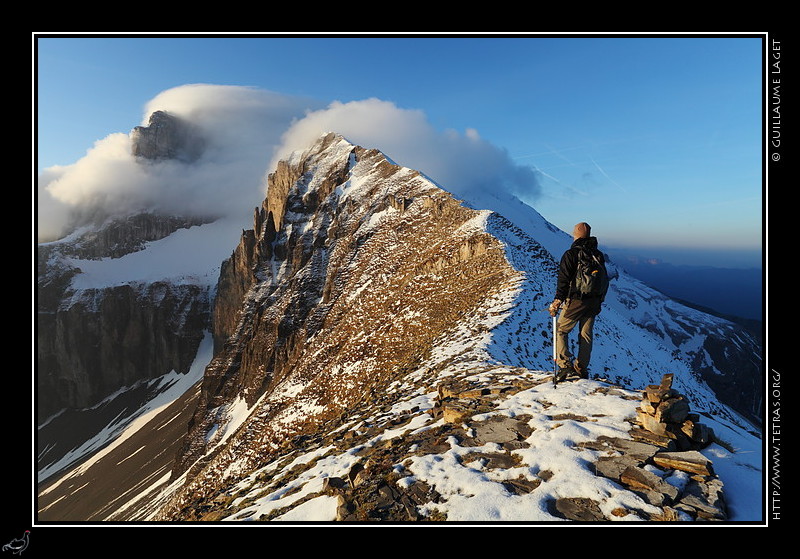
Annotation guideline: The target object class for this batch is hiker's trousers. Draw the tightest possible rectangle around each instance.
[555,298,602,370]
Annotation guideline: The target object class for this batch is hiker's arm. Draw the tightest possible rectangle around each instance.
[555,250,575,301]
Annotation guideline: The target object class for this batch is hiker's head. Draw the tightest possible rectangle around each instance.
[573,222,591,240]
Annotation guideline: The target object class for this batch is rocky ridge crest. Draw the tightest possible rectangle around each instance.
[159,133,525,516]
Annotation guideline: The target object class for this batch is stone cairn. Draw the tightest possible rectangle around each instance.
[633,373,714,451]
[606,372,728,521]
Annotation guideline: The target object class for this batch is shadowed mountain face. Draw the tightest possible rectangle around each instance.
[37,213,212,424]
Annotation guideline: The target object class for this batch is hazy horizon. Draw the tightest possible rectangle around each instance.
[606,244,762,270]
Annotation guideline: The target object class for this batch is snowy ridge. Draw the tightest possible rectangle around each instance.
[221,378,645,522]
[215,374,760,522]
[149,294,761,522]
[459,187,760,425]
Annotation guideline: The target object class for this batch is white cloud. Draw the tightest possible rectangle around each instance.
[273,98,540,202]
[38,166,77,242]
[37,86,540,242]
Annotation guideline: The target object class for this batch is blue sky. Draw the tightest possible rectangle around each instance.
[35,33,765,268]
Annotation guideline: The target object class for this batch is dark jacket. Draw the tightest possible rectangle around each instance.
[556,236,607,302]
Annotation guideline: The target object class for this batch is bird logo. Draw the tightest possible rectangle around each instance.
[2,531,29,555]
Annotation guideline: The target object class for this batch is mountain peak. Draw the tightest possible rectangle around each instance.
[130,110,206,162]
[173,133,527,488]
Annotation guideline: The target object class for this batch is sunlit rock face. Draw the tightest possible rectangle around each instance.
[170,133,524,484]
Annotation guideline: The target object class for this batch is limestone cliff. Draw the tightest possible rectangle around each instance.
[36,213,211,423]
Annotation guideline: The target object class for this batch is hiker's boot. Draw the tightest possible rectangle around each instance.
[555,366,573,384]
[573,361,589,379]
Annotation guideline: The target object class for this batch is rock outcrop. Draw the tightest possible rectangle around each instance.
[581,373,727,521]
[130,110,205,162]
[634,373,714,451]
[432,372,729,522]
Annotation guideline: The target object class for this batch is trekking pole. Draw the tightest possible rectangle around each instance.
[552,314,558,387]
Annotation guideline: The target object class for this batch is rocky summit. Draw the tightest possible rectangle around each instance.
[130,110,206,162]
[36,132,762,524]
[159,132,531,515]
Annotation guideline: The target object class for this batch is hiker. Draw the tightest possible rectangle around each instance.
[548,222,609,382]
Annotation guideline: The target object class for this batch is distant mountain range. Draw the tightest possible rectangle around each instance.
[611,254,762,325]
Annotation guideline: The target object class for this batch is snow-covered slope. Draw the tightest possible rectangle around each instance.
[36,133,763,524]
[459,186,762,425]
[209,373,761,522]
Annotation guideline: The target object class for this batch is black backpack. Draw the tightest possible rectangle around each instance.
[572,246,609,300]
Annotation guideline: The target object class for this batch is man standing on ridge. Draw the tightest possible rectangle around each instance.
[549,222,609,383]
